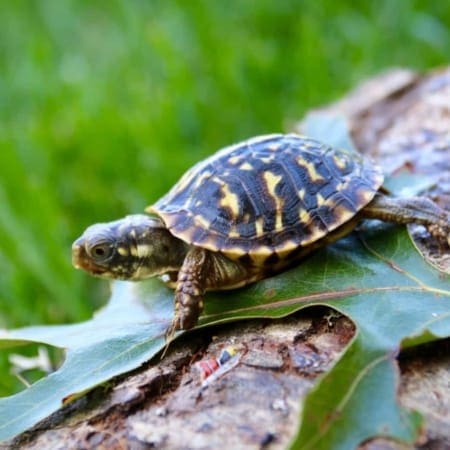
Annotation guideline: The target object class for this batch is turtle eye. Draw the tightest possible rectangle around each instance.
[87,241,114,262]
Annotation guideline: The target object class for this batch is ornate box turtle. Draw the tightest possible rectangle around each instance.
[72,134,450,331]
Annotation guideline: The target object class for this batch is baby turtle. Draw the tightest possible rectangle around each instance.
[72,134,450,331]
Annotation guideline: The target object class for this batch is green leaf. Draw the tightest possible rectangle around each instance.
[287,227,449,449]
[0,226,449,444]
[0,281,174,441]
[301,113,358,153]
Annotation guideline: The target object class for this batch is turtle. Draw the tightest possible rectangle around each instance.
[72,133,450,331]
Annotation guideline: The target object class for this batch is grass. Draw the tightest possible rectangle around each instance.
[0,0,449,396]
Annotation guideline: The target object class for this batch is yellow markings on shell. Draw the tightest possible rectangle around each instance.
[316,194,326,207]
[275,240,298,258]
[239,162,253,171]
[327,203,356,227]
[228,227,241,238]
[300,226,327,246]
[297,188,306,200]
[217,178,240,217]
[299,208,311,224]
[222,246,247,259]
[358,188,376,204]
[296,157,324,182]
[260,156,274,164]
[268,143,280,151]
[263,172,282,195]
[255,217,264,237]
[263,171,283,230]
[194,214,211,230]
[249,246,274,266]
[228,155,242,165]
[145,205,157,215]
[193,171,213,189]
[333,154,349,171]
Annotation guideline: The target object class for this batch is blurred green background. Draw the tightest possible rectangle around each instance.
[0,0,449,395]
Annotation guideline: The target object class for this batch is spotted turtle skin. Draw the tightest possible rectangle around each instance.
[148,133,384,265]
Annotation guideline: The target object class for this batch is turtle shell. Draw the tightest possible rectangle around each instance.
[147,134,384,263]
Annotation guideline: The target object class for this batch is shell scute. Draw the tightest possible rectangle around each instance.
[148,133,383,262]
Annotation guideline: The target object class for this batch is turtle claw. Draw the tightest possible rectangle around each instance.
[161,318,179,358]
[161,308,199,359]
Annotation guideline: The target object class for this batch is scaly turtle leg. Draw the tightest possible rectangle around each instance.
[172,246,209,331]
[166,246,252,336]
[362,194,450,244]
[163,247,208,348]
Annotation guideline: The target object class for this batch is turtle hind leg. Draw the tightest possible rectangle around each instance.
[362,194,450,243]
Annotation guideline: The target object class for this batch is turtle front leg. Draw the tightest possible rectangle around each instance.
[168,246,252,333]
[172,246,209,331]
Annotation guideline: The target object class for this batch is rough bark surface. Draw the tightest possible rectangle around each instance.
[5,67,450,450]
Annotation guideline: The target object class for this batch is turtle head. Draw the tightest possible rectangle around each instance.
[72,214,187,280]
